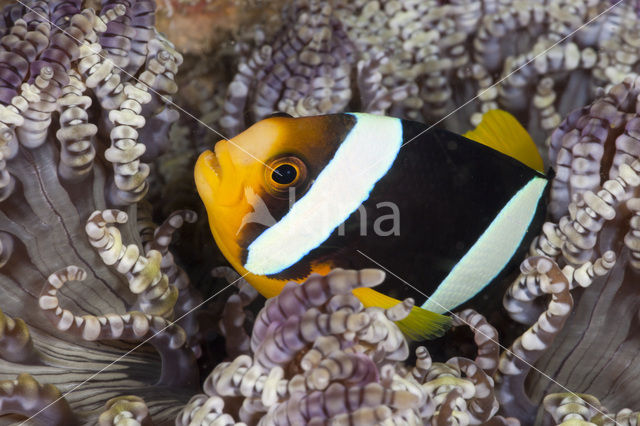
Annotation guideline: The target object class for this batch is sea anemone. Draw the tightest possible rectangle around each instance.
[0,0,200,423]
[3,0,640,424]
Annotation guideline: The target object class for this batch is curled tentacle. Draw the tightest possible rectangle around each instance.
[48,0,82,27]
[357,304,409,362]
[143,38,181,103]
[212,267,259,358]
[145,209,197,255]
[497,256,573,420]
[137,37,182,160]
[504,251,615,324]
[548,76,640,218]
[219,292,252,358]
[356,52,410,114]
[591,408,640,425]
[146,210,202,346]
[40,266,196,387]
[262,382,418,425]
[76,7,126,110]
[253,307,371,369]
[56,70,96,180]
[423,363,475,423]
[0,373,76,425]
[220,44,270,136]
[533,77,562,141]
[22,0,48,28]
[98,395,153,426]
[85,209,178,318]
[306,351,379,391]
[127,1,156,74]
[106,82,153,205]
[176,394,236,426]
[410,346,433,384]
[250,268,384,352]
[0,19,37,104]
[99,0,134,69]
[0,106,22,200]
[39,266,172,342]
[447,357,499,423]
[542,393,605,424]
[451,309,500,377]
[183,268,509,423]
[559,160,640,265]
[136,199,156,246]
[0,307,39,364]
[528,156,640,266]
[14,66,53,148]
[204,355,287,407]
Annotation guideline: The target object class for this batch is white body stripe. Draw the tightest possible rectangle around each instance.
[244,113,403,275]
[422,176,547,314]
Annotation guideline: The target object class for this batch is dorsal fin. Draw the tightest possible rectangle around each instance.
[463,109,544,172]
[264,111,293,119]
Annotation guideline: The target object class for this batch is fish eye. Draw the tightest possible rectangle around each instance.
[265,156,307,196]
[272,164,297,184]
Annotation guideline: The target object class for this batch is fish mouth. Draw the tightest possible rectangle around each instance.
[199,149,222,178]
[195,149,222,206]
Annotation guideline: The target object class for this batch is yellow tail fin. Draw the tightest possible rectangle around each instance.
[463,109,544,173]
[352,287,452,341]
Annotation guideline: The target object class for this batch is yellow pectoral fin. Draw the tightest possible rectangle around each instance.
[463,109,544,173]
[352,287,452,341]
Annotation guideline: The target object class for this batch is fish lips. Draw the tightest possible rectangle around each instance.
[195,149,222,206]
[201,149,222,178]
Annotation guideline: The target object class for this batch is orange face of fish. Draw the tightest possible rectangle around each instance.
[194,114,354,296]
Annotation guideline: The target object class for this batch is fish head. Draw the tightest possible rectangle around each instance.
[195,114,355,269]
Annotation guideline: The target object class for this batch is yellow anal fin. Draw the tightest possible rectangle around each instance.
[463,109,544,173]
[352,287,452,341]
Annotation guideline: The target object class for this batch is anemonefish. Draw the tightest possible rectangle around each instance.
[195,110,548,340]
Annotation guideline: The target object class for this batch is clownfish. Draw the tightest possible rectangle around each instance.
[195,110,547,340]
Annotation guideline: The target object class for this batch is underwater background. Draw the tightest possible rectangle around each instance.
[0,0,639,424]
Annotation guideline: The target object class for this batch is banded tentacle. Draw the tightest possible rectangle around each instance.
[85,209,178,318]
[39,266,196,387]
[0,373,76,425]
[0,17,50,105]
[105,80,152,205]
[127,1,156,74]
[56,69,96,180]
[76,5,126,110]
[0,71,51,199]
[22,0,48,28]
[530,160,640,266]
[23,9,102,148]
[451,309,500,377]
[262,382,417,425]
[99,0,135,69]
[542,393,604,424]
[99,396,152,425]
[38,265,177,342]
[48,0,82,27]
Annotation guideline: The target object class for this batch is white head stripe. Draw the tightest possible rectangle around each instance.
[244,113,403,275]
[422,176,548,313]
